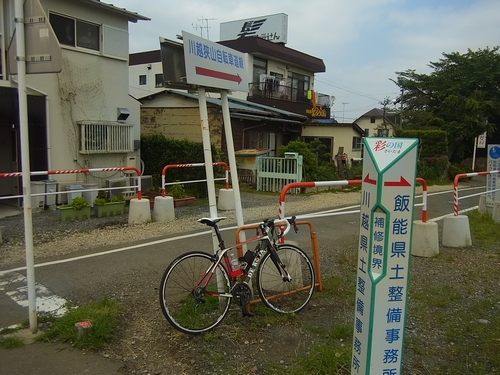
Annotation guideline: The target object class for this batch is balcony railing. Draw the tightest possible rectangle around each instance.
[248,81,331,108]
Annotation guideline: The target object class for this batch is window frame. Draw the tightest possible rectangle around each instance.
[155,73,164,88]
[352,136,363,151]
[49,12,100,53]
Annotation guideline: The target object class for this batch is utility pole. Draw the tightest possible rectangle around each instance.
[342,102,349,123]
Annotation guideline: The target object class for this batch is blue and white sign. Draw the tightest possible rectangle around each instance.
[486,145,500,206]
[351,138,418,375]
[182,31,249,92]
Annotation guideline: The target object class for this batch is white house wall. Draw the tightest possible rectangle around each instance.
[129,61,164,99]
[19,0,141,185]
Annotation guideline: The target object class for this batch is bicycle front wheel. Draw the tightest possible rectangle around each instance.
[256,244,315,314]
[159,251,231,335]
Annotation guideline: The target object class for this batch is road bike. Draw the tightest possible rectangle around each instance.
[159,216,315,335]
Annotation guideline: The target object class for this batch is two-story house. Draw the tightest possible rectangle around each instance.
[130,14,333,158]
[0,0,148,203]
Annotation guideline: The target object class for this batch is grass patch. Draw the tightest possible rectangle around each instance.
[467,210,500,246]
[439,297,500,374]
[411,284,462,308]
[268,322,352,375]
[314,274,356,302]
[36,299,121,350]
[0,336,25,349]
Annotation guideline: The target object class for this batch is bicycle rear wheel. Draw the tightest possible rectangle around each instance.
[256,244,315,314]
[159,251,231,335]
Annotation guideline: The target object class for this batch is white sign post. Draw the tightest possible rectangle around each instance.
[180,31,249,251]
[486,145,500,207]
[351,138,418,375]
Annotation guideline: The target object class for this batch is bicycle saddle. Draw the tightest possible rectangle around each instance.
[198,217,227,226]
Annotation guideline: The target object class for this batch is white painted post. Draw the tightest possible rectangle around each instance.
[15,0,37,334]
[351,138,418,375]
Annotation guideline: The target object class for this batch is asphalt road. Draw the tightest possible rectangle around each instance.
[0,185,484,329]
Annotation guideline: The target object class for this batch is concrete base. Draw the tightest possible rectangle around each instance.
[493,201,500,223]
[442,215,472,248]
[153,196,175,222]
[478,195,488,214]
[128,198,151,224]
[411,220,439,257]
[217,188,235,211]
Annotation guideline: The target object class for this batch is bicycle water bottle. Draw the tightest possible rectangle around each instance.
[230,253,240,271]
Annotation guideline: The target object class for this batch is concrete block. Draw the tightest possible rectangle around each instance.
[478,195,488,214]
[128,198,151,224]
[153,196,175,222]
[442,215,472,248]
[411,220,439,257]
[493,201,500,223]
[217,188,235,211]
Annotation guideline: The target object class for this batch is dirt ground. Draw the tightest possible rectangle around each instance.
[2,186,499,374]
[99,236,500,375]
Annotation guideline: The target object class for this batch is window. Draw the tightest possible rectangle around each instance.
[370,117,376,123]
[139,75,147,85]
[252,57,267,83]
[289,72,310,102]
[50,13,100,51]
[352,137,363,150]
[378,128,389,137]
[78,121,134,154]
[155,73,164,88]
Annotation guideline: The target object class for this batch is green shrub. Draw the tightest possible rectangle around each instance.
[140,134,225,198]
[417,156,449,180]
[394,129,448,157]
[69,197,88,210]
[448,163,473,180]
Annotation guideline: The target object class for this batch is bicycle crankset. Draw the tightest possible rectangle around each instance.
[232,283,254,317]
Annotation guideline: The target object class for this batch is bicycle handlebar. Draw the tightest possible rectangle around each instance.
[261,216,297,239]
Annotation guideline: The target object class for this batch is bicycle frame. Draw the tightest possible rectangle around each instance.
[193,219,292,298]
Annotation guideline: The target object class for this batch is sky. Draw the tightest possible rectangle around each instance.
[116,0,500,122]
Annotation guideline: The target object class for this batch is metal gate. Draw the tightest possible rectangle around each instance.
[256,153,303,192]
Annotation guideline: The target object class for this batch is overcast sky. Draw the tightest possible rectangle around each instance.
[116,0,499,122]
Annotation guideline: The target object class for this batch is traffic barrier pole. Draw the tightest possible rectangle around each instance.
[160,162,230,197]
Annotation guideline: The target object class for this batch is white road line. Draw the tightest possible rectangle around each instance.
[0,186,484,276]
[1,271,69,316]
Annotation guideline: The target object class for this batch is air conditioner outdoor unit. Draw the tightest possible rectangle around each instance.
[106,177,128,197]
[130,175,152,192]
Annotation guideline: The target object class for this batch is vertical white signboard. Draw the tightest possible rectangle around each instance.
[351,138,418,375]
[486,145,500,207]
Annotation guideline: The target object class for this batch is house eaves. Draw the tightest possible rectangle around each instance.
[218,37,326,73]
[230,113,305,124]
[143,89,309,124]
[308,118,365,136]
[82,0,150,22]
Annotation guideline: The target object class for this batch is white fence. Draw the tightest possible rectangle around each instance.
[256,155,303,193]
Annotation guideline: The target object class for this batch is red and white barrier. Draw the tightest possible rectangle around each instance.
[453,170,500,216]
[160,162,229,197]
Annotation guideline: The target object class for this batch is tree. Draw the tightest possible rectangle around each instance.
[394,47,500,161]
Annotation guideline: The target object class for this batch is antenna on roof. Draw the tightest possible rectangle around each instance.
[192,16,217,40]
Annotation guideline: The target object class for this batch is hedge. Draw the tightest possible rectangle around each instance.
[140,134,225,198]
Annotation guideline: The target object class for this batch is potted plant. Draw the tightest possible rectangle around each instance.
[144,185,163,200]
[93,194,126,217]
[168,183,195,208]
[58,196,91,222]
